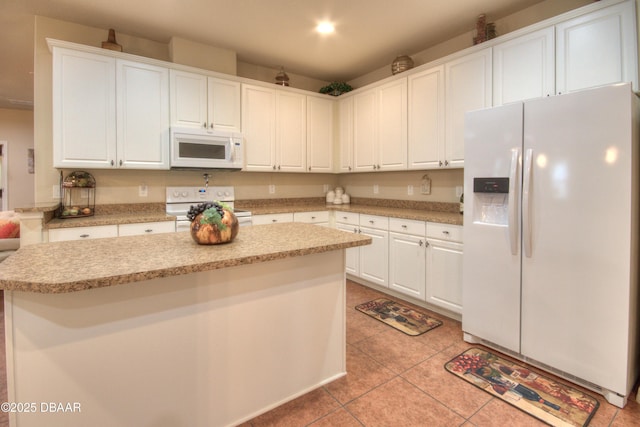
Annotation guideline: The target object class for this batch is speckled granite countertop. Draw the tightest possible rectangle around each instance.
[0,223,371,294]
[236,197,463,226]
[44,203,175,229]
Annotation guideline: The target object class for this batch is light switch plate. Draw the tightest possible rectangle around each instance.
[373,184,379,194]
[407,185,413,195]
[269,184,275,194]
[139,184,148,197]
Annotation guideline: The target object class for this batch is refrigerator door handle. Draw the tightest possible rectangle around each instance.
[508,148,520,255]
[522,148,533,258]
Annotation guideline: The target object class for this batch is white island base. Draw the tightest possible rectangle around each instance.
[4,250,346,427]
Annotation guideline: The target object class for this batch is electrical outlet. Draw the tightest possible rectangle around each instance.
[139,184,148,197]
[53,185,60,199]
[269,184,276,194]
[373,184,379,194]
[407,185,413,195]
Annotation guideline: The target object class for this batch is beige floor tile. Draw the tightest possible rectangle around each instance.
[352,328,438,374]
[324,344,396,405]
[308,408,362,426]
[346,376,466,427]
[249,387,339,427]
[469,398,548,426]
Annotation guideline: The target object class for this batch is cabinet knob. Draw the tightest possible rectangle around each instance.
[442,230,450,235]
[119,159,123,166]
[272,165,276,170]
[444,160,449,166]
[209,123,214,128]
[348,166,352,171]
[277,165,281,170]
[372,165,376,170]
[272,219,277,223]
[419,240,424,246]
[308,166,311,171]
[439,160,443,167]
[111,160,115,166]
[311,216,316,220]
[203,122,207,128]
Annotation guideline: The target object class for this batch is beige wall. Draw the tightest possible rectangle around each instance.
[30,0,637,207]
[351,0,592,88]
[0,108,35,210]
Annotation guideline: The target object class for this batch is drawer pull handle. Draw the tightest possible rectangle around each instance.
[419,240,424,246]
[145,229,153,233]
[79,234,89,238]
[369,220,374,224]
[311,216,316,220]
[442,230,450,235]
[401,224,407,228]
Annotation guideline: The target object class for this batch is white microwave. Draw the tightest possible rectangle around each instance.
[170,128,243,170]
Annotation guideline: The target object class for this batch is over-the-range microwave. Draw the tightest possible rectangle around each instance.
[170,128,243,170]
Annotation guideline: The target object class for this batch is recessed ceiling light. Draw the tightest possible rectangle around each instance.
[316,22,335,34]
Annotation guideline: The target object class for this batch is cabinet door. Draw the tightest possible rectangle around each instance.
[353,89,378,172]
[389,232,426,299]
[408,65,445,169]
[336,223,360,276]
[49,225,118,242]
[242,84,277,171]
[207,77,241,132]
[359,226,388,287]
[169,69,208,129]
[117,60,170,169]
[52,47,116,168]
[118,221,176,236]
[252,213,294,225]
[445,48,492,169]
[378,79,407,170]
[556,0,638,94]
[426,239,463,314]
[307,96,334,173]
[276,91,307,172]
[493,27,555,105]
[338,97,354,172]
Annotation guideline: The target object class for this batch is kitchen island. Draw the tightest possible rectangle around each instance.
[0,223,371,427]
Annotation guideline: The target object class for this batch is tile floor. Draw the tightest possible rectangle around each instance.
[0,284,638,427]
[242,280,640,427]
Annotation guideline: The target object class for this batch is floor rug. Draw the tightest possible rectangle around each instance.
[445,347,599,427]
[355,298,442,336]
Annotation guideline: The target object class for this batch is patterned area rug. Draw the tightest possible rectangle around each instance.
[355,298,442,336]
[445,347,599,427]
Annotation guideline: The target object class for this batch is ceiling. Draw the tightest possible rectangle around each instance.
[0,0,548,111]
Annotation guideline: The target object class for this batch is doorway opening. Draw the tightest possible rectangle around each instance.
[0,141,7,211]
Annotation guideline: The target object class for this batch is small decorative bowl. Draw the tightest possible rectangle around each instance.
[190,210,239,245]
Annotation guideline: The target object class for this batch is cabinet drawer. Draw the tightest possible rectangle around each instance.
[389,217,426,235]
[293,211,329,224]
[359,214,389,230]
[426,223,463,242]
[49,225,118,242]
[334,211,359,225]
[252,213,294,225]
[118,221,176,236]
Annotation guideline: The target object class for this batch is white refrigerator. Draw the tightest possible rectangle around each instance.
[462,83,639,408]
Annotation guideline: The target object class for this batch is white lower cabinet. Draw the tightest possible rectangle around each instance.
[293,211,329,226]
[335,211,463,315]
[357,215,389,287]
[388,218,427,300]
[49,221,176,242]
[426,224,464,314]
[252,213,294,225]
[49,225,119,242]
[118,221,176,236]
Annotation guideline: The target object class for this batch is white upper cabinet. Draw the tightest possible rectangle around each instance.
[306,96,334,173]
[377,78,407,170]
[445,47,492,168]
[408,65,445,169]
[556,0,638,94]
[338,97,354,173]
[353,89,378,172]
[242,84,306,172]
[493,27,555,105]
[276,90,307,172]
[52,45,169,169]
[117,60,170,169]
[242,84,276,171]
[169,70,240,132]
[353,79,407,172]
[53,47,117,169]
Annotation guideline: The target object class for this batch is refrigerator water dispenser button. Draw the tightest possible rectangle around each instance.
[473,177,509,193]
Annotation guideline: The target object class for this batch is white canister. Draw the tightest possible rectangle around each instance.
[326,191,335,203]
[341,193,350,204]
[334,187,344,198]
